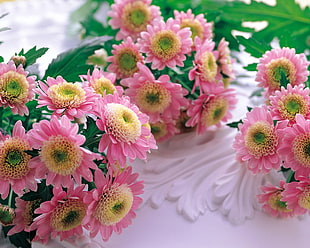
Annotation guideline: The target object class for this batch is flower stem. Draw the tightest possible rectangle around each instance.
[0,107,3,128]
[7,188,13,208]
[286,170,295,183]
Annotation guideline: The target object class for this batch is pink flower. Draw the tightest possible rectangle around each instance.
[108,0,162,41]
[31,184,88,244]
[257,181,294,218]
[233,106,285,174]
[150,118,180,143]
[95,93,157,167]
[137,18,193,70]
[278,114,310,178]
[28,115,98,187]
[186,85,237,134]
[269,84,310,125]
[0,121,37,199]
[83,167,144,241]
[121,63,188,122]
[0,61,36,115]
[189,38,222,93]
[106,37,144,79]
[80,68,123,96]
[256,47,309,98]
[281,177,310,216]
[36,76,96,120]
[173,9,212,50]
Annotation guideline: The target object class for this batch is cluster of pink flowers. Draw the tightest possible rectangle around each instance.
[233,47,310,218]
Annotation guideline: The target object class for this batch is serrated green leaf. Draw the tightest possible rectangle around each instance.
[236,36,272,58]
[17,46,49,67]
[43,36,111,82]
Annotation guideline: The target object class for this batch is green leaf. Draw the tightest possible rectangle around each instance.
[43,36,111,82]
[0,56,3,63]
[244,63,257,71]
[236,36,272,58]
[2,227,31,248]
[17,46,49,67]
[226,120,243,129]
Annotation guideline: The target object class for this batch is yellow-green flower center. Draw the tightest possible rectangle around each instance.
[92,77,116,97]
[104,103,141,143]
[136,82,171,113]
[0,205,15,226]
[0,71,29,104]
[278,94,308,121]
[180,19,204,40]
[245,121,277,158]
[93,184,133,226]
[200,51,218,82]
[48,82,86,109]
[40,135,82,176]
[0,137,31,180]
[298,188,310,210]
[266,58,296,90]
[23,199,42,226]
[150,122,167,140]
[201,97,228,127]
[115,48,140,77]
[292,134,310,168]
[150,30,181,61]
[268,191,291,212]
[122,1,151,33]
[50,198,86,231]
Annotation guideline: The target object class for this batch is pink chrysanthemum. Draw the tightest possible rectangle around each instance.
[31,184,88,244]
[257,181,294,218]
[137,18,193,70]
[278,114,310,178]
[233,106,286,174]
[281,177,310,216]
[80,68,123,97]
[36,76,96,120]
[108,0,162,41]
[0,121,37,199]
[121,63,188,122]
[150,118,179,143]
[173,9,212,51]
[7,197,41,235]
[189,38,222,93]
[186,85,237,134]
[0,61,36,116]
[95,92,157,167]
[83,167,143,241]
[28,115,98,187]
[107,37,144,79]
[256,47,309,98]
[269,84,310,125]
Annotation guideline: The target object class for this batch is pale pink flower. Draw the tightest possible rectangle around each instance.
[278,114,310,178]
[269,84,310,125]
[173,9,212,50]
[189,38,222,93]
[36,76,96,120]
[95,93,157,167]
[106,37,144,79]
[0,121,37,199]
[121,63,188,122]
[80,68,123,97]
[28,115,98,187]
[31,184,88,244]
[281,177,310,216]
[257,181,294,218]
[150,118,179,143]
[186,85,237,134]
[83,167,144,241]
[137,18,193,70]
[0,61,36,115]
[233,106,286,174]
[256,47,309,98]
[108,0,162,41]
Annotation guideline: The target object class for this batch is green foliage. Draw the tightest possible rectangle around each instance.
[17,46,49,67]
[226,119,243,129]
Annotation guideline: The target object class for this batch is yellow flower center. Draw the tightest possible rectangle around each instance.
[150,122,168,140]
[278,94,308,121]
[266,58,296,90]
[93,184,133,226]
[0,71,29,104]
[122,1,151,33]
[180,19,204,40]
[23,199,42,226]
[298,188,310,210]
[201,97,228,127]
[150,30,181,61]
[40,135,82,176]
[104,103,141,143]
[115,48,140,77]
[200,51,218,82]
[92,77,116,96]
[136,82,171,113]
[268,191,292,213]
[50,198,86,231]
[245,121,277,158]
[0,137,31,180]
[292,134,310,168]
[48,82,86,109]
